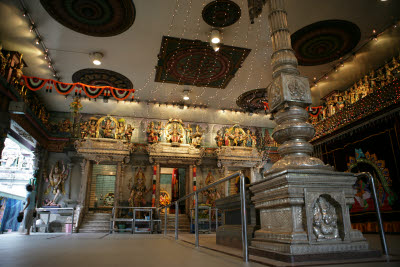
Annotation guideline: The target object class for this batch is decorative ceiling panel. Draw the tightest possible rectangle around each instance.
[155,36,251,89]
[291,20,361,66]
[72,68,133,89]
[236,88,268,112]
[40,0,136,37]
[202,0,241,28]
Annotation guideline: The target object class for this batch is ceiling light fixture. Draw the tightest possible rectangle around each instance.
[35,38,40,45]
[211,43,220,52]
[183,89,190,101]
[211,29,221,44]
[90,52,103,65]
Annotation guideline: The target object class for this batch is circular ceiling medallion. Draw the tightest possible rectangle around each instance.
[72,69,133,89]
[40,0,136,37]
[236,88,268,112]
[291,20,361,66]
[202,0,241,28]
[166,48,230,85]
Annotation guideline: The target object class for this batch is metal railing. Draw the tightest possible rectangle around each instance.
[163,171,249,262]
[355,172,389,256]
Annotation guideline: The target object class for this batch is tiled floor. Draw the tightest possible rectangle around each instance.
[0,233,398,267]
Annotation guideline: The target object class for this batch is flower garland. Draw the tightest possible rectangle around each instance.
[22,75,135,101]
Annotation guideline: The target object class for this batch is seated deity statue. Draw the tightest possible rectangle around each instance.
[312,196,339,240]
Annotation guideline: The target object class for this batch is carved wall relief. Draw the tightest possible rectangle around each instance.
[312,195,341,240]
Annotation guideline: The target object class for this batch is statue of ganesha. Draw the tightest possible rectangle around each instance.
[312,196,340,240]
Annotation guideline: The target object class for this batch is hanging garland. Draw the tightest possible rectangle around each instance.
[22,75,135,101]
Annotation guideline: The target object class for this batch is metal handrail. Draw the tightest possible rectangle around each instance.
[355,172,389,256]
[163,171,249,262]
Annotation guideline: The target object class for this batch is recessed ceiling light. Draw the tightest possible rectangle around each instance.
[211,29,221,44]
[90,52,103,65]
[183,89,190,101]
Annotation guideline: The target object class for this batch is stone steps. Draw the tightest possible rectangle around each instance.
[78,213,111,233]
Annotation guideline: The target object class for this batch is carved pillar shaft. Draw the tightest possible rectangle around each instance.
[267,0,299,78]
[115,162,123,207]
[78,159,90,207]
[155,163,160,208]
[266,0,327,173]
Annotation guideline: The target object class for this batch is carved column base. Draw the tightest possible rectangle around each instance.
[249,169,380,262]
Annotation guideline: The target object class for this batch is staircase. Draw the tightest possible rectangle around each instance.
[78,212,111,233]
[161,214,191,233]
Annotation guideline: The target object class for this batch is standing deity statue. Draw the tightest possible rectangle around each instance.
[245,130,253,147]
[88,117,98,138]
[385,63,393,83]
[377,68,386,88]
[146,122,158,143]
[156,122,164,142]
[80,121,89,139]
[215,130,223,147]
[167,123,182,144]
[125,124,134,142]
[45,161,68,205]
[191,125,203,147]
[224,129,231,146]
[116,118,126,139]
[336,95,345,111]
[186,124,193,144]
[369,70,377,91]
[128,169,150,207]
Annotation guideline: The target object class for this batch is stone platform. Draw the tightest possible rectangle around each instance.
[249,169,381,262]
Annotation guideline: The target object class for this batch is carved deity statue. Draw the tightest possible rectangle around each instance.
[0,50,10,76]
[185,124,193,144]
[101,118,116,138]
[191,125,203,147]
[215,130,223,147]
[336,95,345,111]
[385,63,393,83]
[116,118,126,139]
[125,124,134,142]
[146,122,158,144]
[165,119,184,146]
[88,117,98,138]
[128,169,150,207]
[45,161,68,205]
[201,171,222,207]
[312,196,339,240]
[245,130,253,147]
[80,121,89,139]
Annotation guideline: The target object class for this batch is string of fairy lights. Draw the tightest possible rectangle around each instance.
[311,19,400,90]
[18,0,60,81]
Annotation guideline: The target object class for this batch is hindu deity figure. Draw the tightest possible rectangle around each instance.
[385,63,393,83]
[191,125,203,147]
[12,61,24,86]
[224,129,231,146]
[369,70,377,91]
[146,122,158,144]
[116,118,126,139]
[80,121,89,139]
[185,124,193,144]
[128,169,150,207]
[167,123,182,144]
[336,95,345,111]
[201,171,222,207]
[88,117,98,138]
[312,196,339,240]
[102,117,115,138]
[232,127,243,146]
[45,161,68,205]
[156,122,164,141]
[391,56,400,73]
[215,130,223,147]
[0,51,10,76]
[60,119,71,133]
[245,130,253,147]
[377,68,386,88]
[125,124,134,142]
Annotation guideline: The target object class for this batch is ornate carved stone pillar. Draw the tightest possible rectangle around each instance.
[114,162,123,207]
[78,159,90,209]
[248,0,376,262]
[0,111,10,159]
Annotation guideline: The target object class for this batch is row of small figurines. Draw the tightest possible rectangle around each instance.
[0,49,50,127]
[79,118,134,141]
[317,55,400,121]
[214,128,257,148]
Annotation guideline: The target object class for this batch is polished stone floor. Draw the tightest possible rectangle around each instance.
[0,233,399,267]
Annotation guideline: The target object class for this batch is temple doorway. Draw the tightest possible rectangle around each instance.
[88,164,116,211]
[160,167,186,214]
